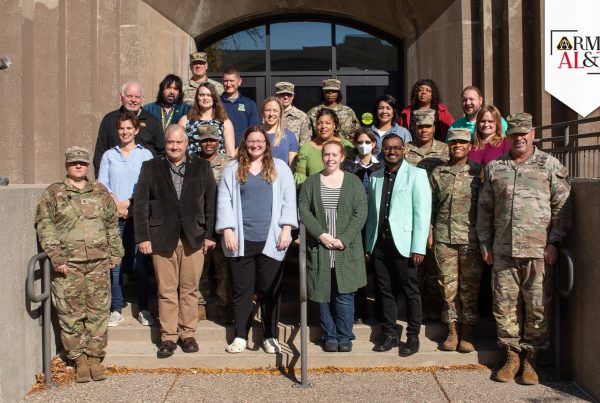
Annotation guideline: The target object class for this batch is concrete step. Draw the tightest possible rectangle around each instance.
[106,313,502,369]
[104,335,502,369]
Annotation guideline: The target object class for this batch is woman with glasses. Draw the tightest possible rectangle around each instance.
[179,82,235,157]
[299,141,367,352]
[216,126,298,354]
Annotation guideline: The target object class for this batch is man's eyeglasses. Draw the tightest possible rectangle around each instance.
[382,146,404,152]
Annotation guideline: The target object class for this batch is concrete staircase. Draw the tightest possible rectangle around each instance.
[105,301,502,369]
[106,247,503,369]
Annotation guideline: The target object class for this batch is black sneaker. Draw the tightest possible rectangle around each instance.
[181,337,199,353]
[373,335,399,352]
[157,340,177,358]
[400,337,420,356]
[323,340,339,352]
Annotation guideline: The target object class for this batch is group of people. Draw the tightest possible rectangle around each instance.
[35,50,572,386]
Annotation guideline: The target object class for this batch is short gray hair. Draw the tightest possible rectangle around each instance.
[120,81,144,97]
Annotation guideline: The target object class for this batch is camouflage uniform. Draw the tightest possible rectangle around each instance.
[431,161,484,324]
[198,152,233,307]
[477,146,571,352]
[404,139,449,315]
[183,77,224,106]
[35,177,123,360]
[304,103,360,142]
[283,106,311,146]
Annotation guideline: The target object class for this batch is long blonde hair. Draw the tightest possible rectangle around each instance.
[236,126,277,184]
[261,96,284,147]
[473,104,503,150]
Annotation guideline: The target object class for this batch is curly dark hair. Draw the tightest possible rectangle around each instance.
[408,79,442,137]
[155,74,184,104]
[315,108,341,137]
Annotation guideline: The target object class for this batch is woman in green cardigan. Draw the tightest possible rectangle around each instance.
[298,141,368,353]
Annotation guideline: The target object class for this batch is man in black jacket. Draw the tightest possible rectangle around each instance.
[134,124,216,358]
[93,81,164,177]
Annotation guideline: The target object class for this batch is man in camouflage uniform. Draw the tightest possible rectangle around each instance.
[275,81,311,146]
[183,51,224,105]
[303,79,360,142]
[35,146,124,383]
[197,124,234,324]
[477,113,571,385]
[404,108,449,321]
[430,128,484,353]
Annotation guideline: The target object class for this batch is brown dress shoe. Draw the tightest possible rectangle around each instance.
[181,337,199,353]
[157,340,177,358]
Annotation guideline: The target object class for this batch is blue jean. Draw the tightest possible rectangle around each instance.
[110,219,129,312]
[319,270,355,345]
[111,218,151,311]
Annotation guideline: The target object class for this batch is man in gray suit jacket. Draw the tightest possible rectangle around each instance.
[134,124,216,358]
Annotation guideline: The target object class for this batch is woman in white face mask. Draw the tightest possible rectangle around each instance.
[341,127,383,324]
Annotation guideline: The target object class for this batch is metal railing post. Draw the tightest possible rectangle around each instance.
[563,126,570,175]
[26,252,56,388]
[554,248,574,380]
[296,223,311,387]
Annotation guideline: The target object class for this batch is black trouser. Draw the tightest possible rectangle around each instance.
[372,236,422,338]
[228,241,283,340]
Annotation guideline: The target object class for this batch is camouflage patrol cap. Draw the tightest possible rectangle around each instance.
[413,108,435,126]
[65,146,90,164]
[275,81,295,95]
[506,113,533,135]
[446,128,472,142]
[190,52,208,63]
[322,79,341,91]
[198,124,220,141]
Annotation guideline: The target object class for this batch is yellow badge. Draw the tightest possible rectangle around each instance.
[361,112,373,125]
[140,122,147,128]
[238,104,246,112]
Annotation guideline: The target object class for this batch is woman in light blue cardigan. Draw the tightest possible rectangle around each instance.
[216,126,298,354]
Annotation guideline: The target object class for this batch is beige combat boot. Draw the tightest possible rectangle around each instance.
[88,357,107,381]
[495,346,520,382]
[198,304,207,321]
[440,322,459,351]
[458,324,475,353]
[520,350,539,385]
[74,355,91,383]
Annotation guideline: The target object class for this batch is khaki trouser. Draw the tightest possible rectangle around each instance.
[152,238,204,342]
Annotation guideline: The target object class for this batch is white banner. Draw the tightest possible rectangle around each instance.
[545,0,600,117]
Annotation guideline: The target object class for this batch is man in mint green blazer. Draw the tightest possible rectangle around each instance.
[365,133,431,356]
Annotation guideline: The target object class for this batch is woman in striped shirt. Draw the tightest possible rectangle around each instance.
[299,141,368,353]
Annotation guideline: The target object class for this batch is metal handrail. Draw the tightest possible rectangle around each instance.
[554,247,575,380]
[536,115,600,131]
[26,252,56,387]
[293,223,311,388]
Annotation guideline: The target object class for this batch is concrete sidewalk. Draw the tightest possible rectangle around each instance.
[23,367,594,402]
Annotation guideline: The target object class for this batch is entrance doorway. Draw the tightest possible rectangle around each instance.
[202,21,403,123]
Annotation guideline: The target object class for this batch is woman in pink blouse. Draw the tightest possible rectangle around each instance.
[468,104,510,165]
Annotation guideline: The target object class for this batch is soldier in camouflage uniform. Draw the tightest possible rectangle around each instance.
[430,128,484,353]
[303,79,360,142]
[477,113,571,385]
[404,109,449,321]
[35,146,124,383]
[183,52,224,105]
[197,124,234,324]
[275,81,311,146]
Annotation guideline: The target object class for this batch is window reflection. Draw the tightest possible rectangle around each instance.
[336,25,397,71]
[271,22,332,71]
[207,26,266,72]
